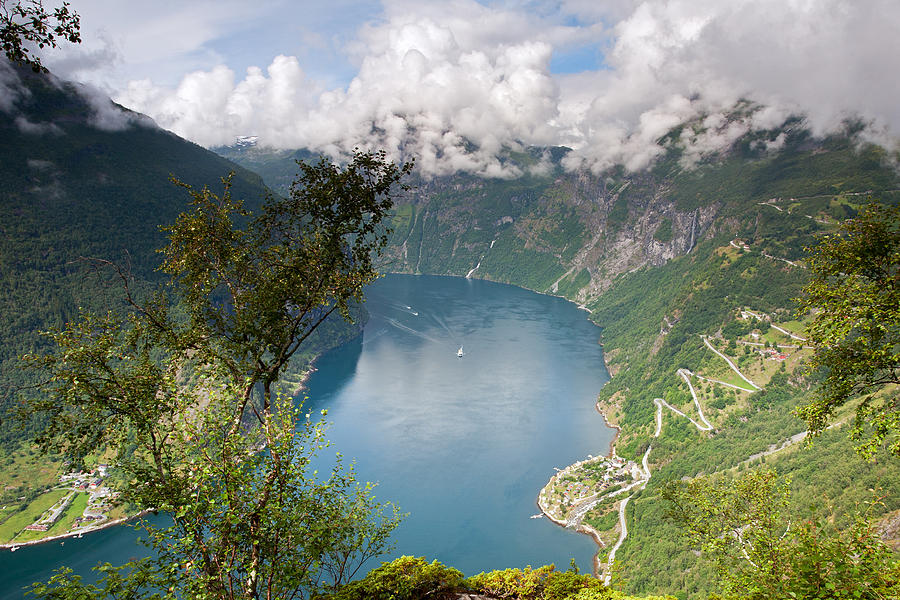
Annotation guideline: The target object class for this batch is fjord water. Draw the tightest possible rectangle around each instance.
[3,274,612,597]
[303,275,613,575]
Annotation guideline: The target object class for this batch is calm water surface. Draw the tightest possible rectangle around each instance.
[3,275,612,597]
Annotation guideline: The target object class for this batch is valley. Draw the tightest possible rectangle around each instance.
[1,65,899,599]
[2,274,613,595]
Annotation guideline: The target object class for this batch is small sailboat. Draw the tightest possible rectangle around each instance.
[457,346,464,358]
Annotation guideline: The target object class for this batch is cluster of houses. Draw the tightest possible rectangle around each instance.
[59,464,109,491]
[547,455,641,509]
[21,465,116,535]
[71,513,105,528]
[760,347,789,361]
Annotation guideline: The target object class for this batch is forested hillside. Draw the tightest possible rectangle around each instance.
[0,69,375,553]
[1,64,896,596]
[0,66,290,449]
[220,116,900,597]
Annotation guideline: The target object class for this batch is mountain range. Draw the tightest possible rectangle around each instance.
[2,67,899,597]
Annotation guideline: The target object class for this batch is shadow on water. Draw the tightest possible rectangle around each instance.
[301,335,363,412]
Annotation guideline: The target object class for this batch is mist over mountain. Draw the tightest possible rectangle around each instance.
[216,110,899,301]
[2,55,900,597]
[47,1,900,180]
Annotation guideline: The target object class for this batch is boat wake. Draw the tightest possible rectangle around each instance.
[384,318,443,344]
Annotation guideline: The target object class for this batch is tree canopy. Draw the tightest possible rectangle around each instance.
[23,150,413,600]
[662,468,900,599]
[797,202,900,457]
[1,0,80,72]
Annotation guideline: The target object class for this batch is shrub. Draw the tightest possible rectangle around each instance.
[467,564,612,600]
[328,556,465,600]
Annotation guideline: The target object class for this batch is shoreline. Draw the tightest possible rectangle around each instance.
[575,522,606,578]
[3,352,334,552]
[536,494,608,579]
[536,399,623,581]
[10,275,615,572]
[596,402,620,459]
[1,509,152,551]
[282,360,320,397]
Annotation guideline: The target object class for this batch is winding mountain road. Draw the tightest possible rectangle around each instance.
[602,496,631,585]
[677,369,714,430]
[597,329,810,583]
[701,336,761,390]
[654,397,710,432]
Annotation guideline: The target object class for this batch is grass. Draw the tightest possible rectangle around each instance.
[0,489,67,543]
[47,492,88,536]
[761,329,794,345]
[15,491,88,542]
[0,445,61,499]
[714,368,757,389]
[698,353,757,389]
[0,504,18,522]
[778,318,808,335]
[107,503,129,521]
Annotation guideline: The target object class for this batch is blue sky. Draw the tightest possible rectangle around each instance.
[35,0,900,176]
[50,1,609,88]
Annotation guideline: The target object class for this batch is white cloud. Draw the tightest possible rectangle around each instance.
[37,0,900,175]
[0,62,152,134]
[116,6,564,176]
[559,0,900,172]
[15,115,64,136]
[76,82,150,131]
[0,61,28,113]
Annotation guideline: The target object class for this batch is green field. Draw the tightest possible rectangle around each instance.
[0,489,67,543]
[15,492,90,543]
[0,446,61,499]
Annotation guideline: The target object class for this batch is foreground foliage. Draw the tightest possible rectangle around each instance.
[323,556,674,600]
[1,0,80,71]
[23,151,412,600]
[799,202,900,457]
[663,468,900,599]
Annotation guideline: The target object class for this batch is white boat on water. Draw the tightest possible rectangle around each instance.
[457,346,464,357]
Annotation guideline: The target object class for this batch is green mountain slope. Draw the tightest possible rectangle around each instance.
[0,67,276,447]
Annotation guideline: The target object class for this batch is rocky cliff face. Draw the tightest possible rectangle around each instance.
[380,165,724,304]
[216,126,899,306]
